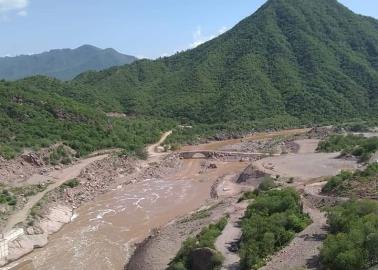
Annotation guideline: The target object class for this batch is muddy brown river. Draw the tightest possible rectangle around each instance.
[11,160,248,270]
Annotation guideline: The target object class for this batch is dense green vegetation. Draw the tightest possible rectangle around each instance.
[0,45,136,81]
[0,77,175,159]
[3,0,378,159]
[322,163,378,199]
[320,200,378,270]
[168,217,227,270]
[71,0,378,127]
[239,188,311,269]
[317,134,378,162]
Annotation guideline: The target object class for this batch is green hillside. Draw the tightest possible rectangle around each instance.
[73,0,378,126]
[0,45,137,81]
[2,0,378,158]
[0,77,173,159]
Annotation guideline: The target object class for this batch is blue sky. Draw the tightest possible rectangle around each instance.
[0,0,377,59]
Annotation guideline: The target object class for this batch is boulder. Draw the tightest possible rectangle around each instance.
[21,153,43,166]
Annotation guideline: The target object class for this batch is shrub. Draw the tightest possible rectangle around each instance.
[239,189,311,270]
[320,200,378,270]
[258,176,277,191]
[318,135,378,163]
[0,190,17,206]
[322,163,378,198]
[62,179,80,188]
[168,217,228,270]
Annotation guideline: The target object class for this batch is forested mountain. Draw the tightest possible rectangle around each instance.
[2,0,378,158]
[74,0,378,125]
[0,45,137,80]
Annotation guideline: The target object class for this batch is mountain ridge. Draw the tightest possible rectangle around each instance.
[0,45,137,81]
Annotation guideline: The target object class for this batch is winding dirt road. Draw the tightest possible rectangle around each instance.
[215,201,249,270]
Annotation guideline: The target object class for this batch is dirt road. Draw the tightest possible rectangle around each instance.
[215,201,249,270]
[147,131,172,159]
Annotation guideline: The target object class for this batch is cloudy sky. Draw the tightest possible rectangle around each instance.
[0,0,377,59]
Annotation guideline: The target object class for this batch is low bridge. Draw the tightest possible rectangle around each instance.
[178,150,276,160]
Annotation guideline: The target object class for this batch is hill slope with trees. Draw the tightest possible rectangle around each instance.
[73,0,378,127]
[2,0,378,157]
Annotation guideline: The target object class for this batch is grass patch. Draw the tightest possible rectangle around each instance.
[10,183,49,197]
[0,190,17,206]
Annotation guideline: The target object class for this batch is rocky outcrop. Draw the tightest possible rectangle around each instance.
[4,205,72,265]
[237,165,265,183]
[21,153,43,167]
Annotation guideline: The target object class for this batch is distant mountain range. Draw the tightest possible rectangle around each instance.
[0,45,137,80]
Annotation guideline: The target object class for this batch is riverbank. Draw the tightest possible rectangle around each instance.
[2,132,174,269]
[125,128,360,270]
[3,128,313,269]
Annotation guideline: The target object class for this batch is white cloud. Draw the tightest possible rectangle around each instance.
[0,0,29,16]
[17,9,27,16]
[156,26,229,59]
[189,26,228,48]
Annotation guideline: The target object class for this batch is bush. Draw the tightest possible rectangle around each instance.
[0,190,17,206]
[320,200,378,270]
[0,145,17,160]
[238,191,257,202]
[239,189,311,270]
[318,135,378,163]
[62,179,80,188]
[258,176,277,191]
[168,217,228,270]
[322,163,378,198]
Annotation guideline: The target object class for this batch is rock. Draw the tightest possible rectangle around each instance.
[156,146,165,153]
[208,163,217,169]
[237,165,266,183]
[7,234,48,261]
[39,205,72,235]
[26,227,34,235]
[21,153,43,166]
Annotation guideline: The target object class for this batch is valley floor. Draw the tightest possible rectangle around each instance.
[1,127,364,270]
